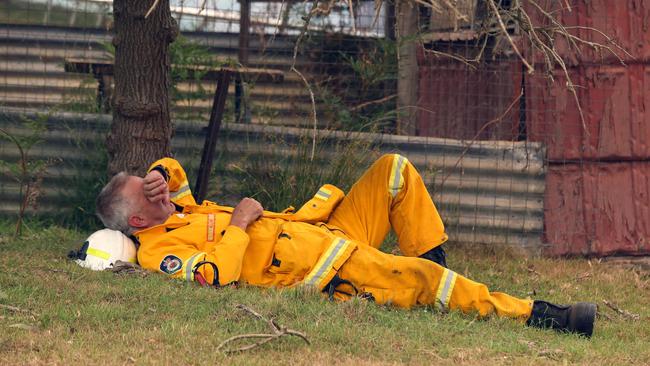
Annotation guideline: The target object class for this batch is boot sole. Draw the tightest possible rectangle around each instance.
[568,302,597,338]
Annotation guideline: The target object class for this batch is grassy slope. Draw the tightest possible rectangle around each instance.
[0,223,648,365]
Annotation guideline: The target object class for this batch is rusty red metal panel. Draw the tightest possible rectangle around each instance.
[528,2,650,257]
[527,64,650,161]
[524,0,648,65]
[544,164,588,255]
[526,68,584,159]
[545,162,650,256]
[419,1,650,256]
[417,48,521,140]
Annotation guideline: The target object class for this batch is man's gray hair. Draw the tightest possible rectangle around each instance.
[96,172,134,234]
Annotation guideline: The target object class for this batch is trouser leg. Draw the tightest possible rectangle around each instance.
[328,154,448,256]
[334,245,533,320]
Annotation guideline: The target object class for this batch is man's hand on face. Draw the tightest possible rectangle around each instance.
[143,170,170,207]
[230,197,263,231]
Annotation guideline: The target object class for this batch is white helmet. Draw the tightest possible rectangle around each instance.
[69,229,137,271]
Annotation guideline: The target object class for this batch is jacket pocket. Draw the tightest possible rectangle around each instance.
[267,231,318,277]
[267,233,297,274]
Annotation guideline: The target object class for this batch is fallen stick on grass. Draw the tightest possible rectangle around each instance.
[107,260,150,276]
[596,312,612,321]
[217,304,310,354]
[602,300,640,321]
[0,303,39,316]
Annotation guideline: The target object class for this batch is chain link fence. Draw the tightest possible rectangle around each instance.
[1,0,644,257]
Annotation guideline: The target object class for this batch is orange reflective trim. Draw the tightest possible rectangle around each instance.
[207,214,215,242]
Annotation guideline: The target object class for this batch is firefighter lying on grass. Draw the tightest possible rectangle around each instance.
[93,154,597,337]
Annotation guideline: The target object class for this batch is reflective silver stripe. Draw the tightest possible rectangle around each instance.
[170,183,191,199]
[435,268,458,311]
[184,252,205,282]
[316,189,331,199]
[304,238,348,287]
[390,155,406,197]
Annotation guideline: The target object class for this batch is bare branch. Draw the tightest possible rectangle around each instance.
[440,89,523,187]
[217,304,310,354]
[350,94,397,111]
[107,260,150,276]
[236,304,265,320]
[289,1,321,161]
[217,334,279,353]
[370,0,382,29]
[421,49,478,69]
[144,0,161,19]
[421,31,490,69]
[509,1,590,133]
[0,303,39,316]
[198,0,208,14]
[526,0,582,54]
[602,300,641,321]
[487,0,534,74]
[440,0,469,30]
[291,67,319,161]
[562,26,635,61]
[291,0,625,139]
[346,0,356,33]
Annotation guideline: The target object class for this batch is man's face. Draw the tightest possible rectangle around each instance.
[122,176,174,228]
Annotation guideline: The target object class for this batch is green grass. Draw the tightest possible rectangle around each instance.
[1,222,649,365]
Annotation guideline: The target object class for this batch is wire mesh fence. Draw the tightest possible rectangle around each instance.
[1,0,646,257]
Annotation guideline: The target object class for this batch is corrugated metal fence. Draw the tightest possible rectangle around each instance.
[0,23,321,127]
[0,108,546,252]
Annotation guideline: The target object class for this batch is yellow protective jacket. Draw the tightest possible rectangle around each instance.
[135,158,357,290]
[135,157,534,321]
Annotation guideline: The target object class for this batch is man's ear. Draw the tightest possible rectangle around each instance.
[128,215,147,229]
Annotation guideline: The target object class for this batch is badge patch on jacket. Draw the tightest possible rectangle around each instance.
[160,255,183,274]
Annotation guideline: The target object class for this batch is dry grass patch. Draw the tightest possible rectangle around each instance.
[1,224,649,365]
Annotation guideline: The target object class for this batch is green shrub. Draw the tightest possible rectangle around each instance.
[55,126,108,231]
[222,132,378,212]
[0,113,59,236]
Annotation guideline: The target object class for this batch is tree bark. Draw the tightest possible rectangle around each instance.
[108,0,178,176]
[396,0,418,135]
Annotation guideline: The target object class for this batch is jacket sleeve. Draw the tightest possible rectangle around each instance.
[290,184,345,223]
[147,157,197,207]
[137,224,249,286]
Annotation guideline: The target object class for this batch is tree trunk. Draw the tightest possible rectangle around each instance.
[396,0,418,135]
[108,0,178,176]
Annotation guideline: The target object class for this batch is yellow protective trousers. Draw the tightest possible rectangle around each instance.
[324,154,533,320]
[336,245,533,319]
[327,154,447,256]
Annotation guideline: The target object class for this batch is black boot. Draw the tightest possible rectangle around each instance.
[526,300,597,337]
[419,245,447,268]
